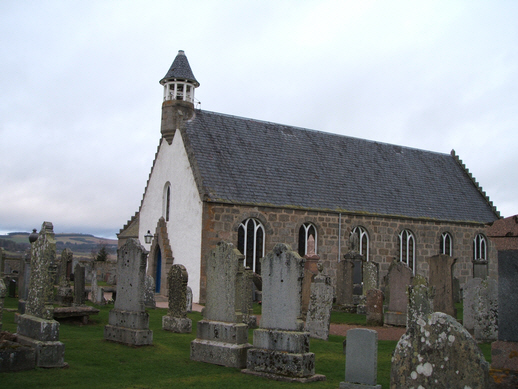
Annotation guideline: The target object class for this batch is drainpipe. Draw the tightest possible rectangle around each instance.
[338,213,342,262]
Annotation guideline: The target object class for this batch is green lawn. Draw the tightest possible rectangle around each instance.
[1,297,491,388]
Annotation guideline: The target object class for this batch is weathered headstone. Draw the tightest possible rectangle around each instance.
[191,241,251,368]
[489,250,518,387]
[452,276,461,303]
[384,259,413,326]
[406,275,434,332]
[473,259,488,279]
[243,243,325,382]
[427,254,456,317]
[336,253,357,312]
[305,262,333,340]
[144,274,156,309]
[17,249,32,315]
[90,270,105,305]
[56,249,73,306]
[301,251,319,317]
[73,264,86,306]
[366,289,384,326]
[341,328,381,389]
[15,222,66,368]
[463,277,498,341]
[104,238,153,346]
[0,275,5,332]
[162,264,191,333]
[357,260,378,315]
[186,286,193,313]
[391,312,489,388]
[241,266,257,328]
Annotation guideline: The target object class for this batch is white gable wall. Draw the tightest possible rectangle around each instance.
[139,134,203,302]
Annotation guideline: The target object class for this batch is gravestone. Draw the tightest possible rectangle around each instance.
[427,254,456,317]
[301,253,319,317]
[144,274,156,309]
[56,249,73,306]
[15,222,66,368]
[186,286,193,313]
[0,274,5,331]
[241,266,257,328]
[17,249,32,315]
[73,264,86,306]
[406,275,435,332]
[452,277,461,303]
[357,261,378,315]
[336,253,357,312]
[341,328,381,389]
[162,264,191,333]
[305,262,333,340]
[90,270,105,305]
[243,243,325,382]
[384,260,413,326]
[366,289,383,326]
[391,312,489,388]
[463,277,498,341]
[191,241,251,368]
[489,250,518,387]
[104,238,153,346]
[473,259,488,279]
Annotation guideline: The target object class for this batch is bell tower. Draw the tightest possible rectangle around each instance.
[159,50,199,143]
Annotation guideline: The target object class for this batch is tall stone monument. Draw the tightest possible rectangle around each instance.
[162,264,191,333]
[336,252,357,312]
[190,241,251,368]
[357,260,378,315]
[406,275,434,332]
[305,262,334,340]
[104,238,153,346]
[15,222,66,368]
[427,254,456,317]
[73,264,86,306]
[144,274,156,309]
[243,243,325,382]
[384,260,413,326]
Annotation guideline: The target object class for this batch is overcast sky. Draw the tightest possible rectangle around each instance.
[1,1,517,239]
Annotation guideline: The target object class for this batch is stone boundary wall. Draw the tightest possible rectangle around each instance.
[199,203,496,303]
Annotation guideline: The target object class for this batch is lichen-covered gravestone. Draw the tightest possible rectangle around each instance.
[391,312,489,388]
[186,286,192,313]
[305,262,333,340]
[17,248,32,315]
[341,328,381,389]
[104,238,153,346]
[406,275,434,332]
[243,243,326,382]
[357,261,378,315]
[162,264,191,333]
[91,270,105,305]
[463,277,498,341]
[144,274,156,309]
[15,222,66,368]
[190,241,251,368]
[384,259,413,326]
[427,254,456,317]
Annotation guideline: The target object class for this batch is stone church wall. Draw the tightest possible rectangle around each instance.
[198,202,496,303]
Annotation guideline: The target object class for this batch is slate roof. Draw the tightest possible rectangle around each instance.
[160,50,199,86]
[181,110,499,224]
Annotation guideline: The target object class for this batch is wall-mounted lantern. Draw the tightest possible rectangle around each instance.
[144,230,153,244]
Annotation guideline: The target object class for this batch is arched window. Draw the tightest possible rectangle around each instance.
[440,232,453,256]
[237,218,265,274]
[298,223,317,256]
[399,229,416,273]
[351,226,369,261]
[163,183,171,222]
[473,234,487,261]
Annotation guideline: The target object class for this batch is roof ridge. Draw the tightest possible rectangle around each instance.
[195,109,451,157]
[450,149,501,219]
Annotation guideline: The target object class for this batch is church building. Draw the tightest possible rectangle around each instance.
[118,50,500,303]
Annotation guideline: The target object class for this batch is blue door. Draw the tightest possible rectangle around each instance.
[155,248,162,293]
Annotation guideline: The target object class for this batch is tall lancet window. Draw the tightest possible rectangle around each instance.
[163,183,171,222]
[440,232,453,256]
[298,222,317,256]
[237,218,265,274]
[473,234,487,261]
[351,226,369,261]
[399,229,416,273]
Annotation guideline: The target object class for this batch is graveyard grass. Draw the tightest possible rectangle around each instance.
[1,297,491,389]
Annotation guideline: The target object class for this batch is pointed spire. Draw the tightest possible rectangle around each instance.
[160,50,199,87]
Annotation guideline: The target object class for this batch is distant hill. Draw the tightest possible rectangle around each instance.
[0,232,118,260]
